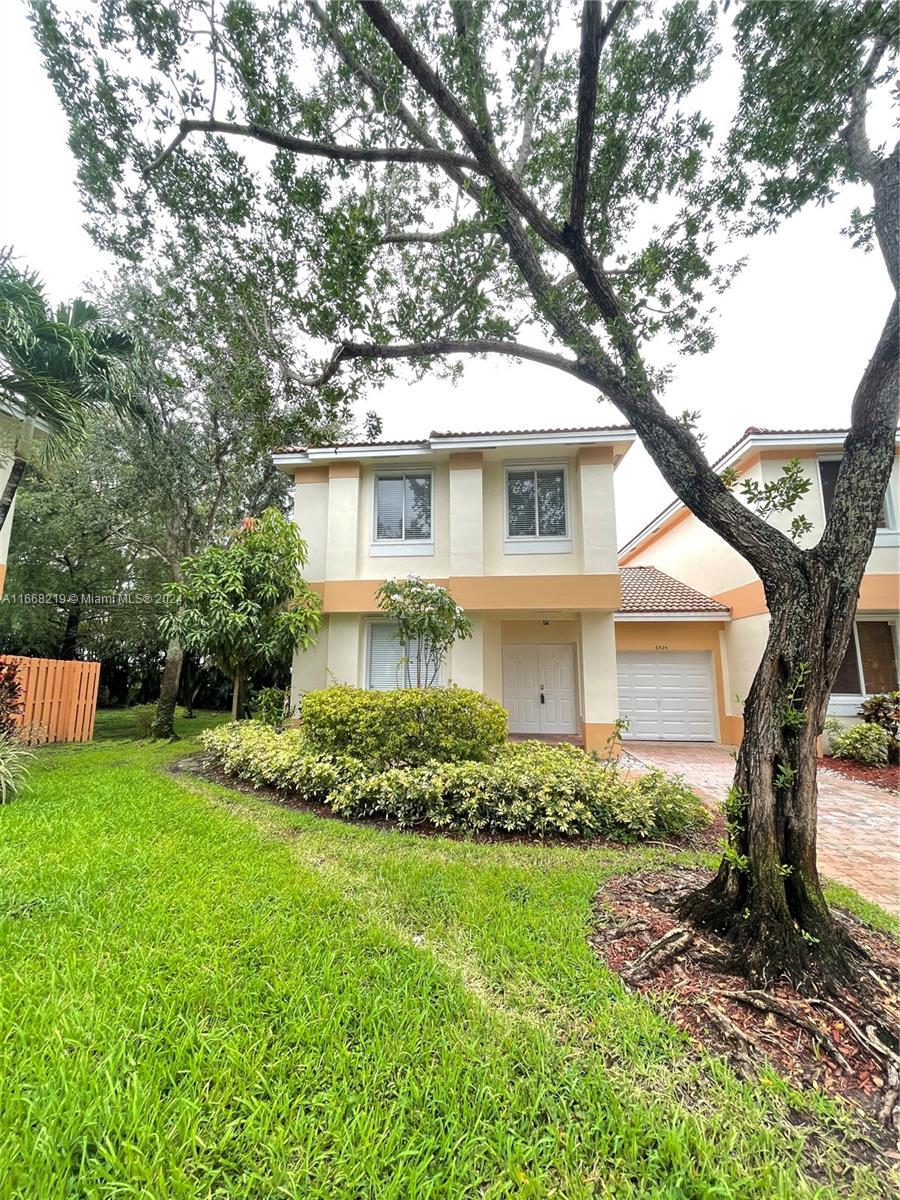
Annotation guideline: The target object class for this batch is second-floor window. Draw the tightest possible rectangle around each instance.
[506,466,568,540]
[819,458,893,529]
[375,472,432,542]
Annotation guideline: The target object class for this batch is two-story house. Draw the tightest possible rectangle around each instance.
[620,428,900,742]
[276,426,662,752]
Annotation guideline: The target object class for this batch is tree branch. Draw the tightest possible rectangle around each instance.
[359,1,567,253]
[143,118,481,180]
[568,0,605,234]
[842,36,888,184]
[513,14,554,182]
[379,224,488,245]
[296,337,599,388]
[568,0,627,232]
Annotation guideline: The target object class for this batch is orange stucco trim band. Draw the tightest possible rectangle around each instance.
[576,445,614,466]
[328,462,360,480]
[583,722,619,755]
[448,451,483,470]
[713,580,767,619]
[859,574,900,610]
[312,574,621,613]
[294,466,329,484]
[0,562,6,596]
[713,575,900,618]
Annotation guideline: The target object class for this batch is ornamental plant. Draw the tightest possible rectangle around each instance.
[300,685,507,767]
[858,691,900,765]
[375,576,472,688]
[827,720,890,767]
[163,509,322,719]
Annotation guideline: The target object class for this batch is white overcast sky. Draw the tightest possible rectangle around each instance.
[1,2,894,545]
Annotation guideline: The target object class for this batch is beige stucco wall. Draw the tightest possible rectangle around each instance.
[293,442,622,586]
[625,508,759,596]
[293,478,328,580]
[720,613,770,718]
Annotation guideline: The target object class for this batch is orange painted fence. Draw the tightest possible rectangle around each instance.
[2,655,100,745]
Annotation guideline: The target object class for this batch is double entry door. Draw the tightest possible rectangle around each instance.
[502,643,578,736]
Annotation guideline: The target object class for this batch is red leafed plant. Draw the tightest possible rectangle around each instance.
[0,661,24,739]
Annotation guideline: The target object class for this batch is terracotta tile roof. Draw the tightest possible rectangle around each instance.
[278,425,633,454]
[619,566,729,614]
[429,424,632,438]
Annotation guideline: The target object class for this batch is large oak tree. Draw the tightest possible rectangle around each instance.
[32,0,898,989]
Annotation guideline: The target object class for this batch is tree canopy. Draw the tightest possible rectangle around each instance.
[31,0,900,988]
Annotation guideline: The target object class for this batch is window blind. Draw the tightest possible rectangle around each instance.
[367,623,438,689]
[375,476,404,540]
[506,468,567,538]
[375,473,432,541]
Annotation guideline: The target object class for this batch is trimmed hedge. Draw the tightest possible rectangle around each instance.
[299,685,508,767]
[201,723,709,841]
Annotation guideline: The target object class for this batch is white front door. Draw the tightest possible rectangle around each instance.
[617,650,716,741]
[502,644,578,735]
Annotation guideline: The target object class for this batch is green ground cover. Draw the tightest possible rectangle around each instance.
[0,725,894,1198]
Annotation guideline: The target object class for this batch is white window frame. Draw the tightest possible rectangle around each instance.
[503,461,572,555]
[817,455,895,536]
[365,619,443,689]
[371,469,434,557]
[828,613,900,716]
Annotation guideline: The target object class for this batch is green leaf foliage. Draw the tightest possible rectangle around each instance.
[0,252,136,447]
[299,684,508,767]
[201,719,711,840]
[825,717,890,765]
[375,576,473,688]
[164,508,322,682]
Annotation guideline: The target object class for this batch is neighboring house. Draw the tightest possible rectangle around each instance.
[0,402,47,595]
[275,426,746,750]
[620,428,900,742]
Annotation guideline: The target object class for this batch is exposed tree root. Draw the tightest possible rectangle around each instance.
[721,989,851,1071]
[624,927,693,982]
[593,867,900,1150]
[698,1002,762,1079]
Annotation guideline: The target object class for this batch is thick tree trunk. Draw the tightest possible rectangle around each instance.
[679,567,859,988]
[680,303,899,991]
[231,670,244,721]
[151,638,184,740]
[59,600,80,660]
[179,654,195,718]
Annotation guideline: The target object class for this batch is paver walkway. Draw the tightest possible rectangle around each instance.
[625,741,900,915]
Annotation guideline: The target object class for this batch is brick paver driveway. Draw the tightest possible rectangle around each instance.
[625,741,900,915]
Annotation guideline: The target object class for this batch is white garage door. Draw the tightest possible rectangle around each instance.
[617,651,716,741]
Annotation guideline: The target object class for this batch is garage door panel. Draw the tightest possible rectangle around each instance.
[618,650,716,742]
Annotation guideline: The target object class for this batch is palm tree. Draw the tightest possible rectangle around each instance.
[0,250,136,531]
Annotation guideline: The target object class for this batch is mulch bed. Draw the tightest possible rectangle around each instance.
[818,756,900,794]
[590,866,900,1162]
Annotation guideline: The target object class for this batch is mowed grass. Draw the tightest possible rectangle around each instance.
[0,733,894,1199]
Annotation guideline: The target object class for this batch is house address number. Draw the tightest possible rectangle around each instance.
[655,644,669,651]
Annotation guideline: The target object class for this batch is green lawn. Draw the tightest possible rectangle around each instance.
[0,729,893,1199]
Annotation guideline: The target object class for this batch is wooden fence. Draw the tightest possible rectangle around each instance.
[1,655,100,745]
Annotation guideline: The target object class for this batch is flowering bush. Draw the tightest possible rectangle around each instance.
[201,723,710,841]
[375,576,472,687]
[299,685,508,767]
